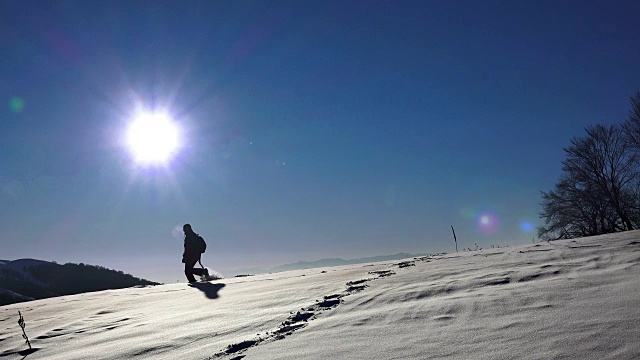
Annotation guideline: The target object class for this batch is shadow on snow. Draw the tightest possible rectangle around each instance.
[188,282,226,299]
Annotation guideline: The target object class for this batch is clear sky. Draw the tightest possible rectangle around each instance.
[2,0,640,283]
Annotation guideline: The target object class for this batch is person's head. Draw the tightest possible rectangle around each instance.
[183,223,192,234]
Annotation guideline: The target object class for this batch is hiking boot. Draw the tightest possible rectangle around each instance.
[199,268,211,281]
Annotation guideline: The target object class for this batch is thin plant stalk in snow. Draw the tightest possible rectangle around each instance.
[18,311,31,350]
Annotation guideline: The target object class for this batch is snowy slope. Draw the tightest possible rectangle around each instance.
[1,231,639,359]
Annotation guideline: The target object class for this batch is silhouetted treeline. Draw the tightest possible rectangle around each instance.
[539,91,640,240]
[0,268,55,300]
[0,261,158,305]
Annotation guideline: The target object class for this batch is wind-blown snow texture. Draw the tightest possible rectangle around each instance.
[1,231,639,359]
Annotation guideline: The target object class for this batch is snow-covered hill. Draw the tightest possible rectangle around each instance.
[1,231,639,359]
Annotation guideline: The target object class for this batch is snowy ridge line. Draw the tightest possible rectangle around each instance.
[207,261,425,359]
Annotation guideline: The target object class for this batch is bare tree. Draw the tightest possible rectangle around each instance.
[622,90,640,225]
[565,124,638,230]
[539,124,639,239]
[538,172,620,240]
[622,91,640,152]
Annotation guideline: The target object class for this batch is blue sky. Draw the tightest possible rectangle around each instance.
[2,1,640,283]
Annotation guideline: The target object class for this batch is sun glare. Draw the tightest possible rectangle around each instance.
[126,111,180,164]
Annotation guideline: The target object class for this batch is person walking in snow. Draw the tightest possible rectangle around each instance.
[181,223,209,283]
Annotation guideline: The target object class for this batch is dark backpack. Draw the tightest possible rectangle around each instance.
[195,235,207,254]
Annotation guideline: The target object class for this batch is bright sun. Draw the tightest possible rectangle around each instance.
[126,111,180,164]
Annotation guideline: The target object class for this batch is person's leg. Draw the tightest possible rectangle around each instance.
[184,257,198,283]
[191,256,205,277]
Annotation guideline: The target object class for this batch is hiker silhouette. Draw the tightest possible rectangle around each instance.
[181,223,209,283]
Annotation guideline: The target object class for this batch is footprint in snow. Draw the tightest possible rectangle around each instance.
[212,267,399,358]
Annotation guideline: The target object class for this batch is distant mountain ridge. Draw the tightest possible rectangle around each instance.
[233,252,429,275]
[0,259,159,306]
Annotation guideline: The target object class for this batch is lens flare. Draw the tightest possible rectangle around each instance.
[9,97,24,113]
[459,207,478,219]
[476,212,499,234]
[520,221,535,232]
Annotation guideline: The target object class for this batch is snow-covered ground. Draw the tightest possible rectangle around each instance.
[1,231,639,359]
